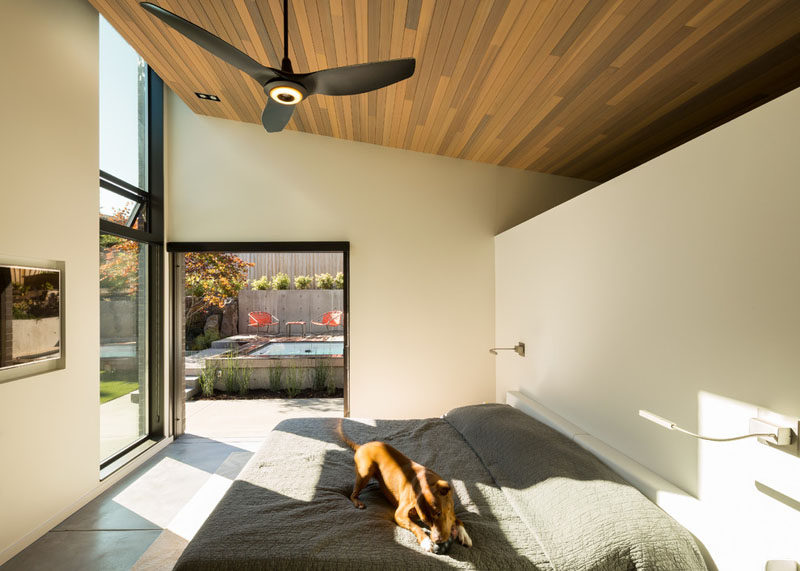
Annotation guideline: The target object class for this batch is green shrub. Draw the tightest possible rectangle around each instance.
[268,366,283,392]
[333,271,344,290]
[251,275,271,290]
[285,364,301,397]
[315,273,334,289]
[271,272,290,290]
[237,360,251,396]
[313,360,330,392]
[191,333,209,351]
[199,360,220,397]
[222,353,239,393]
[294,275,312,289]
[326,375,337,396]
[191,329,221,351]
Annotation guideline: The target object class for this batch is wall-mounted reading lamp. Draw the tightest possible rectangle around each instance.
[489,342,525,357]
[639,409,795,446]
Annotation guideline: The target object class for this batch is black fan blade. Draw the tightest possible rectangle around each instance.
[140,3,279,85]
[302,58,415,96]
[261,99,295,133]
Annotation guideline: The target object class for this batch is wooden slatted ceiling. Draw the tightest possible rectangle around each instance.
[91,0,800,182]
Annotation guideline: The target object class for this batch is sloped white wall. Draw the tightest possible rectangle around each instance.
[166,91,594,418]
[495,87,800,569]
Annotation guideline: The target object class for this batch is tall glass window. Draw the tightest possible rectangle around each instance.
[99,17,163,467]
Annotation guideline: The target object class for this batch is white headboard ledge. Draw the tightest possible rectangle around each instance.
[506,391,718,571]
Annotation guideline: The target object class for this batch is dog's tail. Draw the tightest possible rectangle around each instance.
[336,419,360,451]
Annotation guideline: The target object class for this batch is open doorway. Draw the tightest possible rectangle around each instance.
[168,242,349,438]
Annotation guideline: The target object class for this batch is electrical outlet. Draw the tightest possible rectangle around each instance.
[750,411,800,457]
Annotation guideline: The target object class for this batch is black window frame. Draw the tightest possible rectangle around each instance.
[99,66,165,471]
[166,242,351,418]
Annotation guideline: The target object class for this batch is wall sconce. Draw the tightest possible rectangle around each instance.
[489,342,525,357]
[639,409,795,445]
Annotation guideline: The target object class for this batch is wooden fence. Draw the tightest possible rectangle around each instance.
[236,252,343,288]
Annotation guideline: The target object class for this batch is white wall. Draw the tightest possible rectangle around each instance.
[166,91,594,418]
[0,0,100,561]
[495,87,800,569]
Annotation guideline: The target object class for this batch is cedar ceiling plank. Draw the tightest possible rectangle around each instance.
[466,0,560,161]
[475,0,628,165]
[398,0,439,146]
[222,2,271,118]
[553,2,800,176]
[341,0,361,140]
[365,1,381,143]
[304,0,335,137]
[532,2,695,172]
[550,0,610,57]
[179,1,252,121]
[472,4,562,162]
[444,0,523,156]
[203,1,263,120]
[355,0,369,142]
[381,0,407,146]
[581,33,800,181]
[487,2,589,161]
[94,0,800,181]
[449,0,540,158]
[329,0,354,140]
[490,1,584,143]
[375,0,394,145]
[606,0,754,106]
[611,0,704,68]
[411,0,464,147]
[426,0,491,154]
[405,0,422,30]
[313,0,342,138]
[389,25,417,148]
[508,1,706,171]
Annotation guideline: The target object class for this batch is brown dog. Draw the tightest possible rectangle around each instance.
[337,419,472,554]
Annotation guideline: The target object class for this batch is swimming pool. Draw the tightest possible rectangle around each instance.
[250,341,344,357]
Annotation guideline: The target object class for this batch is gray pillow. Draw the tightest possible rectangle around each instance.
[445,404,707,571]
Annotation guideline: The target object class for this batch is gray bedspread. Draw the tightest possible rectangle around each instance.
[446,404,707,571]
[174,405,706,570]
[174,416,550,570]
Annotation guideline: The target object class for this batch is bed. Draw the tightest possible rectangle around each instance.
[174,401,709,570]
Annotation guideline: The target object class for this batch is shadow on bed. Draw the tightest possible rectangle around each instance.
[174,416,548,570]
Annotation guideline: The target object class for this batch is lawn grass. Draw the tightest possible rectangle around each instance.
[100,370,139,404]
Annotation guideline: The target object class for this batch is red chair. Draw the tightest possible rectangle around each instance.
[248,311,280,335]
[311,310,343,332]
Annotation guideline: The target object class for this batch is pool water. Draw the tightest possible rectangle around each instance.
[251,341,344,357]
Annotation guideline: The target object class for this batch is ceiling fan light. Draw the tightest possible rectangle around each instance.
[269,85,304,105]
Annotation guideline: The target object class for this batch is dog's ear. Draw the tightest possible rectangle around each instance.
[434,480,451,496]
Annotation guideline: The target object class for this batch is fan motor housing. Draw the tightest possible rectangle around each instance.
[266,80,307,105]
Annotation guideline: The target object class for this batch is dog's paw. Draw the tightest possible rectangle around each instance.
[420,537,434,552]
[350,498,366,509]
[456,524,472,547]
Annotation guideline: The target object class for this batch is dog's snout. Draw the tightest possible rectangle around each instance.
[432,538,453,554]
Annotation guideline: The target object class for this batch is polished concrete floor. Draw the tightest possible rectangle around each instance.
[2,398,343,571]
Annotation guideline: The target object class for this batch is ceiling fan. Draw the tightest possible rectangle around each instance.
[140,1,416,133]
